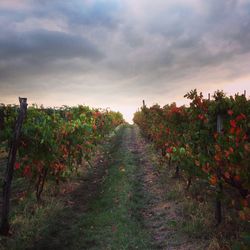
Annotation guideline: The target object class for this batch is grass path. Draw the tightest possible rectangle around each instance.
[69,125,153,249]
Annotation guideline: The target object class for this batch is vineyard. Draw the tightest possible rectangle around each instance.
[0,91,249,249]
[134,90,250,247]
[0,100,124,237]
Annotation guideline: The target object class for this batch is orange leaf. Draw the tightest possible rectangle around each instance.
[195,160,200,167]
[214,154,221,162]
[210,175,217,185]
[215,144,221,152]
[239,211,246,220]
[234,175,241,182]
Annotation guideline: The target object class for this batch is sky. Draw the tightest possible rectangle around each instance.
[0,0,250,123]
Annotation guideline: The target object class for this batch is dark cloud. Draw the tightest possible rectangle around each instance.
[96,0,250,86]
[0,29,103,60]
[0,0,250,122]
[0,29,103,82]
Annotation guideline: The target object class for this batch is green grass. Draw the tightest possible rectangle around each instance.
[72,126,152,249]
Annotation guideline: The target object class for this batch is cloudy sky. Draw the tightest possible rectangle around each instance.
[0,0,250,122]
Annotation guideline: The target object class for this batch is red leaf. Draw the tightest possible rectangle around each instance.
[236,113,246,121]
[236,127,242,136]
[23,166,31,177]
[166,147,173,153]
[230,120,236,128]
[198,114,205,120]
[15,162,20,170]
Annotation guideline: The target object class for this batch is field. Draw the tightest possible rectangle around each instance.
[0,91,249,249]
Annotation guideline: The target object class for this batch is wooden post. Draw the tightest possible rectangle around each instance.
[208,93,210,100]
[142,100,145,108]
[215,113,223,225]
[0,105,4,130]
[244,90,246,97]
[0,97,27,235]
[174,164,180,178]
[216,114,223,133]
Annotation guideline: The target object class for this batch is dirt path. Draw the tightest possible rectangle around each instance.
[128,125,203,250]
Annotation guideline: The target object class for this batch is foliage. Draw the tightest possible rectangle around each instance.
[134,90,250,222]
[0,104,124,200]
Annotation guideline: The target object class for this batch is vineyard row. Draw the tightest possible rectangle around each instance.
[133,89,250,224]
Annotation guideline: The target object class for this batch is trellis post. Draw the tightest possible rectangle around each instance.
[0,98,27,235]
